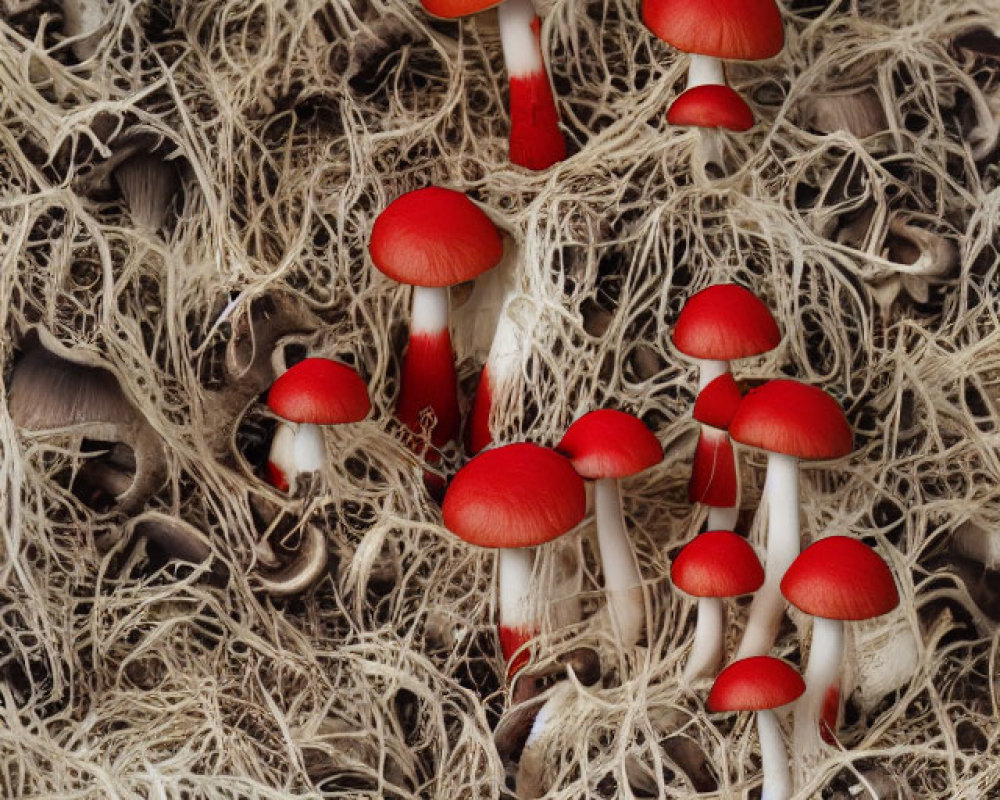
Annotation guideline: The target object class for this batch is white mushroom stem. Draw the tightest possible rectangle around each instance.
[594,477,646,647]
[498,547,538,664]
[62,0,106,60]
[757,709,793,800]
[683,597,725,682]
[793,616,844,762]
[293,423,325,473]
[411,285,449,337]
[693,357,739,530]
[686,54,726,90]
[735,453,800,659]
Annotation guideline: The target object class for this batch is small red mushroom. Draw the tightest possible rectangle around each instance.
[667,84,755,132]
[557,409,663,646]
[442,443,586,677]
[728,380,853,660]
[370,187,502,477]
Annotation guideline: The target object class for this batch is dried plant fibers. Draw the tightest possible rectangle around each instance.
[1,0,999,798]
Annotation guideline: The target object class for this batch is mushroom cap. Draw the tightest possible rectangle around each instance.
[672,284,781,361]
[781,536,899,620]
[556,409,663,480]
[671,531,764,598]
[667,85,755,131]
[708,656,805,712]
[369,186,503,287]
[728,379,852,461]
[642,0,784,61]
[442,443,586,549]
[266,358,371,425]
[420,0,502,18]
[693,373,743,430]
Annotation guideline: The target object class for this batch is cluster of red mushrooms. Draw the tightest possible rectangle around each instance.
[252,183,902,799]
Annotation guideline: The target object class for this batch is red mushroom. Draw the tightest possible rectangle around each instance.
[666,84,755,132]
[265,358,371,482]
[728,380,853,660]
[557,409,663,646]
[442,443,586,676]
[781,536,899,757]
[708,656,805,800]
[672,284,781,530]
[643,0,784,128]
[370,187,503,474]
[671,530,764,681]
[420,0,566,170]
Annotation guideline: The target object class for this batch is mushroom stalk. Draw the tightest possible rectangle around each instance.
[594,477,646,647]
[399,286,460,450]
[757,709,793,800]
[683,596,725,682]
[293,423,325,472]
[692,358,739,529]
[735,453,800,659]
[498,547,538,674]
[686,54,726,91]
[469,294,523,454]
[497,0,566,171]
[793,616,844,759]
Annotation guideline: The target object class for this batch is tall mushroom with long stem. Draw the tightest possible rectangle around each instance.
[708,656,805,800]
[728,380,853,660]
[442,443,585,676]
[781,536,899,760]
[419,0,566,170]
[370,187,503,480]
[672,284,781,531]
[556,409,662,647]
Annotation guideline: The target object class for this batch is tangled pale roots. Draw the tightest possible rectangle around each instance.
[1,0,999,797]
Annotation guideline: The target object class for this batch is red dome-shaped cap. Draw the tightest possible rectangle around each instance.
[781,536,899,621]
[667,85,755,132]
[556,409,663,480]
[267,358,371,424]
[643,0,784,61]
[420,0,501,18]
[708,656,805,712]
[369,187,503,287]
[443,443,586,549]
[693,373,743,430]
[672,284,781,361]
[729,379,852,461]
[672,531,764,598]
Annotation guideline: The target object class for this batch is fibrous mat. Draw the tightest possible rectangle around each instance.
[1,0,999,798]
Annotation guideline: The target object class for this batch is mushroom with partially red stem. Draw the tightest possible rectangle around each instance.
[642,0,784,126]
[672,284,781,531]
[369,187,503,481]
[265,357,371,484]
[555,409,663,647]
[708,656,805,800]
[780,536,899,758]
[420,0,566,170]
[442,442,586,677]
[264,421,296,492]
[671,530,764,683]
[728,380,853,660]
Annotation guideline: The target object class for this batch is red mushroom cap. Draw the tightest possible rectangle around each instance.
[369,187,503,287]
[642,0,784,61]
[671,531,764,598]
[266,358,371,425]
[708,656,805,712]
[672,284,781,361]
[420,0,501,19]
[556,409,663,480]
[728,379,852,461]
[781,536,899,621]
[693,373,743,430]
[667,85,755,132]
[442,443,586,549]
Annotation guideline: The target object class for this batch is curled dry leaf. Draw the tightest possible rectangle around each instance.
[8,327,167,513]
[799,87,889,139]
[254,525,329,596]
